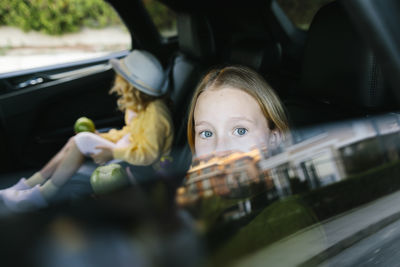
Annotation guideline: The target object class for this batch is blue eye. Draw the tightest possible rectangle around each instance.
[200,130,213,139]
[234,128,248,136]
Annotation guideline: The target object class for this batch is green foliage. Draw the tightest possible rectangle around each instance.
[0,0,122,35]
[143,0,176,35]
[210,196,318,266]
[186,195,243,232]
[202,160,400,266]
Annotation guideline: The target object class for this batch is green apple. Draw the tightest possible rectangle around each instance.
[74,117,95,133]
[90,163,129,195]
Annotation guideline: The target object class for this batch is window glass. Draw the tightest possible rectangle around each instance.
[178,113,400,266]
[142,0,177,38]
[0,0,130,74]
[276,0,335,30]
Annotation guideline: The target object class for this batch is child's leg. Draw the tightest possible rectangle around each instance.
[39,139,85,200]
[1,133,114,212]
[0,137,81,191]
[25,137,75,187]
[74,132,116,156]
[26,132,114,187]
[40,133,115,200]
[39,137,75,179]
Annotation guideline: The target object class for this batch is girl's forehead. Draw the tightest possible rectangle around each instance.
[197,87,256,107]
[195,87,264,121]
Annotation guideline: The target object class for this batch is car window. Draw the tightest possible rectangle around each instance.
[0,0,130,74]
[142,0,177,38]
[276,0,335,30]
[177,112,400,266]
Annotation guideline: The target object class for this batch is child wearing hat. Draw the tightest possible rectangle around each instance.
[0,50,174,212]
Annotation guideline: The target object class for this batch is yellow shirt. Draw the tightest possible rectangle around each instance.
[99,99,174,166]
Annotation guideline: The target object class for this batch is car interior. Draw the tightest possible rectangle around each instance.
[0,0,396,202]
[161,0,398,169]
[283,1,399,144]
[0,0,397,202]
[0,0,400,265]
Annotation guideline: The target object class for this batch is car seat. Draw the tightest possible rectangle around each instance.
[168,12,217,176]
[284,1,395,134]
[225,34,281,73]
[170,13,216,146]
[222,33,285,97]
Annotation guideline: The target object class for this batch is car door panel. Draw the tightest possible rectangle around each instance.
[0,54,127,172]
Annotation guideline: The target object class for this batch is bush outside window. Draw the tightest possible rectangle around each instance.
[142,0,177,38]
[0,0,131,74]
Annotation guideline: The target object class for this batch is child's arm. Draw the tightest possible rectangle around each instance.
[98,109,132,142]
[112,102,173,166]
[91,145,114,165]
[98,127,126,143]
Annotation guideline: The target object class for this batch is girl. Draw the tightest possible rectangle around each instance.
[187,65,289,157]
[0,49,174,212]
[176,65,290,207]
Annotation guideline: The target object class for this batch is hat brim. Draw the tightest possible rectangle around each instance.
[110,58,168,97]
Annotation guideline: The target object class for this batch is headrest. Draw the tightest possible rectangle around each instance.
[227,35,281,74]
[301,2,386,109]
[177,13,215,60]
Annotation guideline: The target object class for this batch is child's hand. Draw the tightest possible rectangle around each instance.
[91,145,114,165]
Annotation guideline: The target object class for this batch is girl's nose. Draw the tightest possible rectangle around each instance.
[214,137,229,153]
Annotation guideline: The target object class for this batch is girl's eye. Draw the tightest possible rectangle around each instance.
[233,128,248,136]
[200,130,213,139]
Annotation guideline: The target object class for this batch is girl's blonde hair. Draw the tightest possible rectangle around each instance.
[109,74,157,112]
[187,65,290,153]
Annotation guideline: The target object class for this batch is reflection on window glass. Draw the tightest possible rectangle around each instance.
[0,0,130,74]
[276,0,335,30]
[142,0,177,38]
[177,113,400,266]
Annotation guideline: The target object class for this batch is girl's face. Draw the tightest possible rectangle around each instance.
[194,87,275,157]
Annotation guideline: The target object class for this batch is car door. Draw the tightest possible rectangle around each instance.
[0,52,129,172]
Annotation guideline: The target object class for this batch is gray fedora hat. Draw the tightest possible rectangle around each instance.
[110,49,169,97]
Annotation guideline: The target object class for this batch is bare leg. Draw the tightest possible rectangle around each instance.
[0,138,79,192]
[39,137,76,179]
[39,139,85,200]
[24,137,77,188]
[49,139,85,187]
[1,139,86,211]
